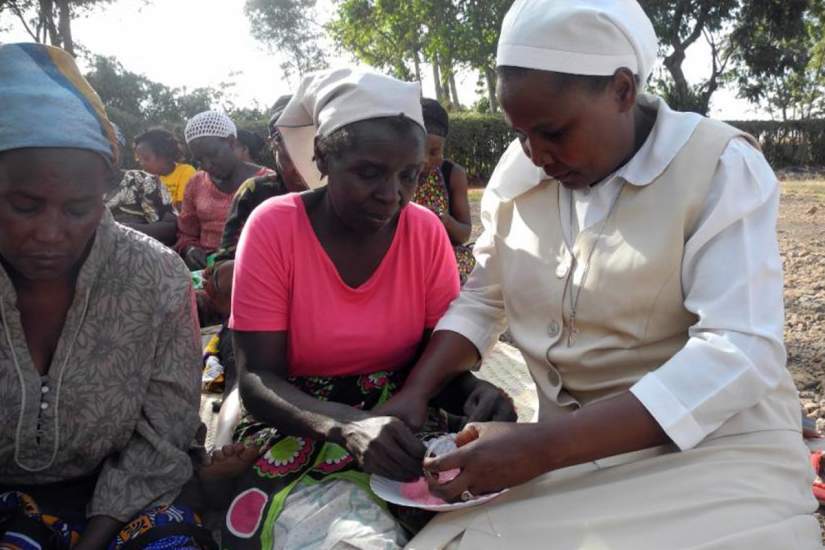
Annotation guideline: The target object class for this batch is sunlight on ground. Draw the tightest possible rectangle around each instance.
[782,179,825,199]
[468,188,485,202]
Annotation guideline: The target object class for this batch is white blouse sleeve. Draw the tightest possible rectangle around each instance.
[631,138,788,450]
[434,187,509,355]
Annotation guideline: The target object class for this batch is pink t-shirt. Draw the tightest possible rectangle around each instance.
[230,194,460,378]
[175,168,273,252]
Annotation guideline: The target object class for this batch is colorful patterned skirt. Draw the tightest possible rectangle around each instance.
[0,492,215,550]
[413,168,476,285]
[222,370,455,549]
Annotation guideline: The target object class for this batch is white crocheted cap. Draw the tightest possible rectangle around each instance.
[184,110,237,144]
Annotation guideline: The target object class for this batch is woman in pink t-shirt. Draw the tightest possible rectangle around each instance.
[219,70,515,549]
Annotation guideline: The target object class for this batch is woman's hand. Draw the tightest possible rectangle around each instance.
[341,416,426,481]
[461,379,517,423]
[373,390,430,431]
[184,246,208,270]
[423,422,551,501]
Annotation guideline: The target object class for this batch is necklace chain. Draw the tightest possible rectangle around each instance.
[566,182,626,345]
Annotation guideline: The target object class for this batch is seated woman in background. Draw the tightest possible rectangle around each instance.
[213,95,308,267]
[233,129,267,165]
[134,127,196,209]
[0,43,208,550]
[414,98,476,284]
[202,95,308,408]
[221,69,515,549]
[106,169,177,246]
[176,111,274,270]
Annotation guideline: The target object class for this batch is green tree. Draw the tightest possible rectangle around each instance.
[82,53,226,166]
[638,0,739,114]
[639,0,814,115]
[329,0,506,110]
[245,0,328,78]
[731,0,824,120]
[452,0,510,112]
[328,0,426,81]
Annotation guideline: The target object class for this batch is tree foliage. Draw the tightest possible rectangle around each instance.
[82,54,234,167]
[327,0,426,81]
[244,0,328,78]
[731,0,825,120]
[639,0,817,116]
[327,0,508,111]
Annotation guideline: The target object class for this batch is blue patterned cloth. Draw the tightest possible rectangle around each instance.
[0,491,213,550]
[0,42,117,163]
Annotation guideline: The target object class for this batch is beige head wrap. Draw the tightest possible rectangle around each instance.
[276,68,425,189]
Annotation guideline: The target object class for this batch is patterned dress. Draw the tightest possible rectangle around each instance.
[413,167,475,284]
[106,169,175,224]
[223,371,455,549]
[0,212,209,548]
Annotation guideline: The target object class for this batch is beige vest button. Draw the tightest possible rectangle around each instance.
[548,320,561,337]
[40,402,48,410]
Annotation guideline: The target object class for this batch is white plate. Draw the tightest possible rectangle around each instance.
[370,474,508,512]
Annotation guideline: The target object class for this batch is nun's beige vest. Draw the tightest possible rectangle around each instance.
[492,119,757,417]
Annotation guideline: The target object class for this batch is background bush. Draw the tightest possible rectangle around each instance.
[444,114,825,184]
[116,110,825,182]
[445,113,515,185]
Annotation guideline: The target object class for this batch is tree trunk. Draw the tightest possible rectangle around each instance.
[55,0,73,55]
[412,50,422,83]
[449,72,460,109]
[440,61,453,108]
[38,0,59,48]
[484,66,498,113]
[432,55,444,103]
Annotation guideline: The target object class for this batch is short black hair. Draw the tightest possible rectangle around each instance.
[316,115,425,161]
[497,65,638,94]
[237,129,266,159]
[134,127,182,162]
[421,98,449,138]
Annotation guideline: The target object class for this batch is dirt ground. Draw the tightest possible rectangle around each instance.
[470,174,825,534]
[777,178,825,533]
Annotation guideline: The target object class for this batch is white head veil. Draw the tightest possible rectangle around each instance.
[490,0,660,199]
[496,0,659,87]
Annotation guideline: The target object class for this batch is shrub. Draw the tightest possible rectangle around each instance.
[115,110,825,182]
[445,114,825,184]
[446,113,514,184]
[727,119,825,168]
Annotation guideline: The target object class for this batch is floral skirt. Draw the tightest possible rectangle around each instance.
[222,370,454,550]
[0,492,215,550]
[454,244,476,286]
